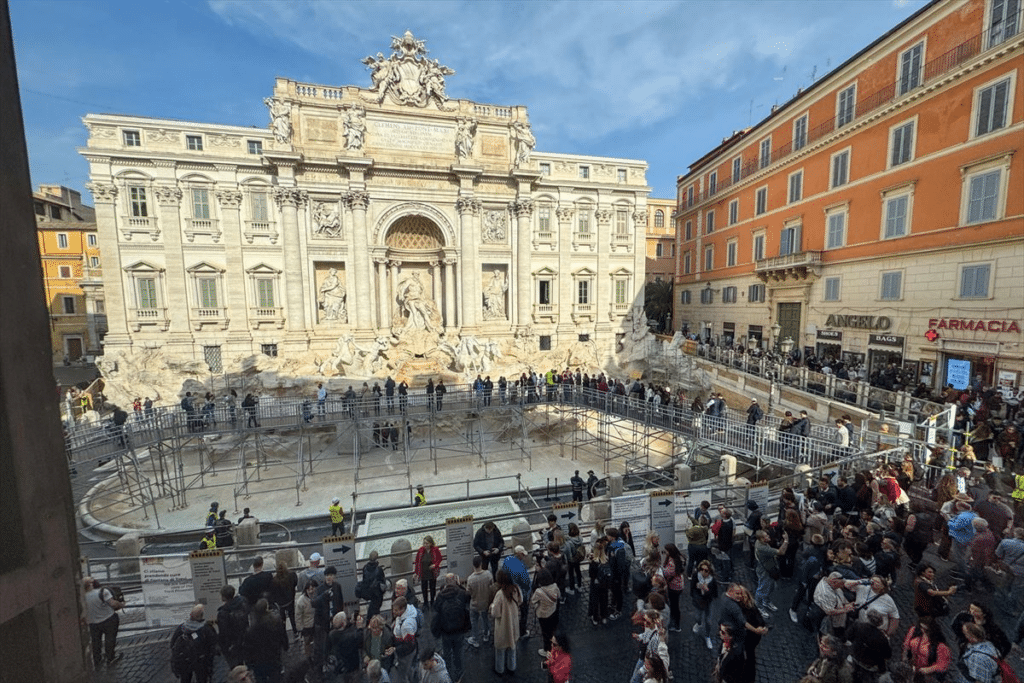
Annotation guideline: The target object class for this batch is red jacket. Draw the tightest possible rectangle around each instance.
[414,546,442,578]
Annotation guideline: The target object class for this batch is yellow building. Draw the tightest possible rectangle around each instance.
[645,197,676,284]
[34,185,105,362]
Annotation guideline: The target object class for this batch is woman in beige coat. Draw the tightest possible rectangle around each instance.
[490,569,522,675]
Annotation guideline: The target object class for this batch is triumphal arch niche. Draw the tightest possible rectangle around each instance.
[82,30,650,389]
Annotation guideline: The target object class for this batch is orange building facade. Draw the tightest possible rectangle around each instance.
[34,185,105,362]
[645,197,676,283]
[673,0,1023,391]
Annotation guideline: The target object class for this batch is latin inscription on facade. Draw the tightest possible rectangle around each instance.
[368,120,454,154]
[305,117,338,143]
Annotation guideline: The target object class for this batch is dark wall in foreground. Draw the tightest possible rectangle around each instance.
[0,0,90,680]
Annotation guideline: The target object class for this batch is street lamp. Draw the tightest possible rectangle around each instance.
[770,321,782,352]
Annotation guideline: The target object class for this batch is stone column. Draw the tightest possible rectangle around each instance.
[443,256,457,330]
[215,189,250,338]
[85,183,130,347]
[345,191,373,333]
[273,188,309,336]
[430,260,442,318]
[153,184,190,341]
[593,208,613,339]
[512,200,534,329]
[374,257,389,331]
[456,198,481,333]
[388,260,401,330]
[555,206,575,337]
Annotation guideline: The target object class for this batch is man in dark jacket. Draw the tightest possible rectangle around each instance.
[431,573,470,683]
[217,585,249,668]
[472,521,505,576]
[170,604,217,683]
[238,557,273,607]
[327,611,364,683]
[313,567,345,667]
[242,599,288,683]
[360,550,387,620]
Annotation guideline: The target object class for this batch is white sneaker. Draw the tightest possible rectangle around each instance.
[789,609,799,624]
[706,637,714,650]
[565,588,575,595]
[766,602,778,612]
[692,622,701,633]
[467,637,480,648]
[538,648,548,657]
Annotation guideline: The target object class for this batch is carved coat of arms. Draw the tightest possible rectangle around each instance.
[361,31,455,108]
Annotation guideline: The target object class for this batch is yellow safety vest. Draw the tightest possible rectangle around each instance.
[1012,474,1024,502]
[414,492,426,506]
[329,504,343,523]
[200,535,216,550]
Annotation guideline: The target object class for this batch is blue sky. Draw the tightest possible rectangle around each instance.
[11,0,928,201]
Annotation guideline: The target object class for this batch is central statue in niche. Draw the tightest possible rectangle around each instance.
[396,272,442,334]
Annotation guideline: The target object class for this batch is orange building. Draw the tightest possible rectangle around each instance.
[674,0,1023,391]
[35,185,105,362]
[645,197,676,284]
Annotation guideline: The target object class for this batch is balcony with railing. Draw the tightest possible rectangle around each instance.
[755,250,822,282]
[128,306,169,332]
[532,230,556,251]
[119,215,160,242]
[184,218,222,243]
[611,232,633,253]
[573,232,595,252]
[249,306,285,330]
[532,303,557,324]
[681,24,1016,211]
[244,220,279,244]
[572,302,595,323]
[190,306,229,331]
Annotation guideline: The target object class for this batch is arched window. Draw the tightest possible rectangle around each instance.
[654,210,665,228]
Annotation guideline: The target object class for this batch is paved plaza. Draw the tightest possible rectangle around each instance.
[90,542,1023,683]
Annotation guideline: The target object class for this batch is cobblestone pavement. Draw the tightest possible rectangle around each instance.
[92,545,1023,683]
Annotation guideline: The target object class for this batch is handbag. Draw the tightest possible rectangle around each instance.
[984,565,1011,589]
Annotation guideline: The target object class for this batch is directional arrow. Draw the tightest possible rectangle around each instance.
[330,545,352,555]
[559,511,576,520]
[657,499,672,507]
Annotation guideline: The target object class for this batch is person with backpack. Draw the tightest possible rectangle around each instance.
[84,576,125,668]
[605,527,631,620]
[170,604,217,683]
[563,523,585,596]
[431,573,471,683]
[499,546,533,639]
[357,550,387,620]
[217,585,249,669]
[530,568,561,659]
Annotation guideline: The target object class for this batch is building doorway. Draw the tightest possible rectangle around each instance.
[776,302,801,348]
[65,336,83,361]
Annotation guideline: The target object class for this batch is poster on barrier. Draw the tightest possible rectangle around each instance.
[189,549,226,607]
[140,554,194,627]
[610,492,650,544]
[746,482,770,518]
[445,515,475,580]
[649,490,675,548]
[322,535,358,606]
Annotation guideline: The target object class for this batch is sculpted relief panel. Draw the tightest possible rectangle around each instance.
[316,263,348,323]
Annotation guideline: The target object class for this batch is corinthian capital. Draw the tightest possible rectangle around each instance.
[456,197,481,216]
[86,183,118,203]
[344,190,370,210]
[632,210,648,227]
[555,206,575,223]
[215,189,244,208]
[511,199,534,218]
[153,185,183,206]
[594,209,612,224]
[273,188,308,208]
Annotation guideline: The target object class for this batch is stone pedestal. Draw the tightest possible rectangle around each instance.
[719,455,737,483]
[510,521,534,567]
[390,538,413,579]
[276,547,301,571]
[675,464,692,490]
[607,472,623,498]
[236,518,260,547]
[587,500,611,528]
[116,533,144,575]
